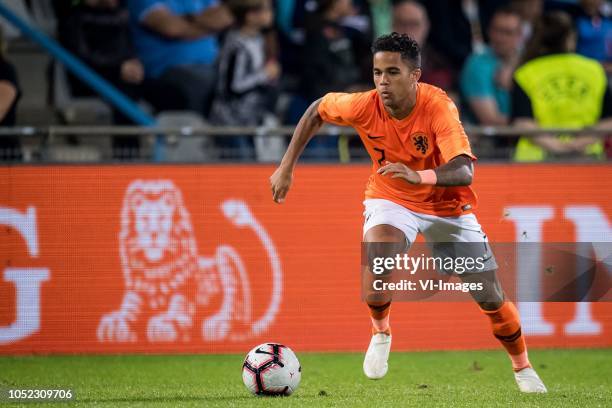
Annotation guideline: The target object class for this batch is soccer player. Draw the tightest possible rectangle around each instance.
[270,32,547,393]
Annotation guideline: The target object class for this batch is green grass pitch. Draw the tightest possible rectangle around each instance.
[1,349,611,407]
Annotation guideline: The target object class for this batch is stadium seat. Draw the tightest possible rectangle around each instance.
[0,0,56,38]
[27,0,56,36]
[0,0,34,39]
[156,111,214,162]
[47,63,114,162]
[254,113,286,163]
[52,61,113,125]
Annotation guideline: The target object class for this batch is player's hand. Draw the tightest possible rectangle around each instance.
[377,161,421,184]
[270,166,293,204]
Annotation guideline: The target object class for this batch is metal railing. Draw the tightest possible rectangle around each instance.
[1,124,611,137]
[0,125,610,163]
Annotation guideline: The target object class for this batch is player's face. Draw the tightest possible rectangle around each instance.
[373,51,421,110]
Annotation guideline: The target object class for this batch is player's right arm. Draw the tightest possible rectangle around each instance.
[270,98,324,204]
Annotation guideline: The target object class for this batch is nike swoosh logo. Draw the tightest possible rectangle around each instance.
[367,135,384,140]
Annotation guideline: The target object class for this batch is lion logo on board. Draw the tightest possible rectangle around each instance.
[97,180,282,344]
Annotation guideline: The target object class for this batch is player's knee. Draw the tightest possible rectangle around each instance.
[365,241,406,269]
[366,299,391,316]
[478,300,504,311]
[364,224,407,245]
[364,226,407,271]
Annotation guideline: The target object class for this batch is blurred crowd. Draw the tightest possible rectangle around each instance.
[1,0,612,161]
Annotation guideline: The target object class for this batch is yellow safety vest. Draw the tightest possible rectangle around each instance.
[513,53,606,161]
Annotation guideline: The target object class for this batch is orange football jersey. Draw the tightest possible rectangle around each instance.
[318,83,477,216]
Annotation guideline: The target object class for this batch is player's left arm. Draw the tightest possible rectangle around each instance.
[378,155,473,186]
[379,96,476,186]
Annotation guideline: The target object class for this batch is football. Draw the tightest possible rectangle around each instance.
[242,343,301,396]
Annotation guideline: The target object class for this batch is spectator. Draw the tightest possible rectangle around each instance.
[287,0,370,159]
[391,0,456,94]
[421,0,509,77]
[0,26,21,161]
[275,0,313,85]
[368,0,393,39]
[299,0,370,103]
[54,0,145,158]
[55,0,144,110]
[340,0,374,39]
[510,0,543,45]
[460,6,523,126]
[127,0,233,116]
[512,11,612,161]
[209,0,281,160]
[274,0,373,85]
[573,0,612,74]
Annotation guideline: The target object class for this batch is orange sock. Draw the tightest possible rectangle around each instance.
[368,301,391,335]
[482,301,530,371]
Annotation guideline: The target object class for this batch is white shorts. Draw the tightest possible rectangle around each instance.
[362,199,497,273]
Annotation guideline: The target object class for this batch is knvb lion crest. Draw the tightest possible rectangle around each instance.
[412,133,429,155]
[97,180,282,343]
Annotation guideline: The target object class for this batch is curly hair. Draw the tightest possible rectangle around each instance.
[371,32,421,69]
